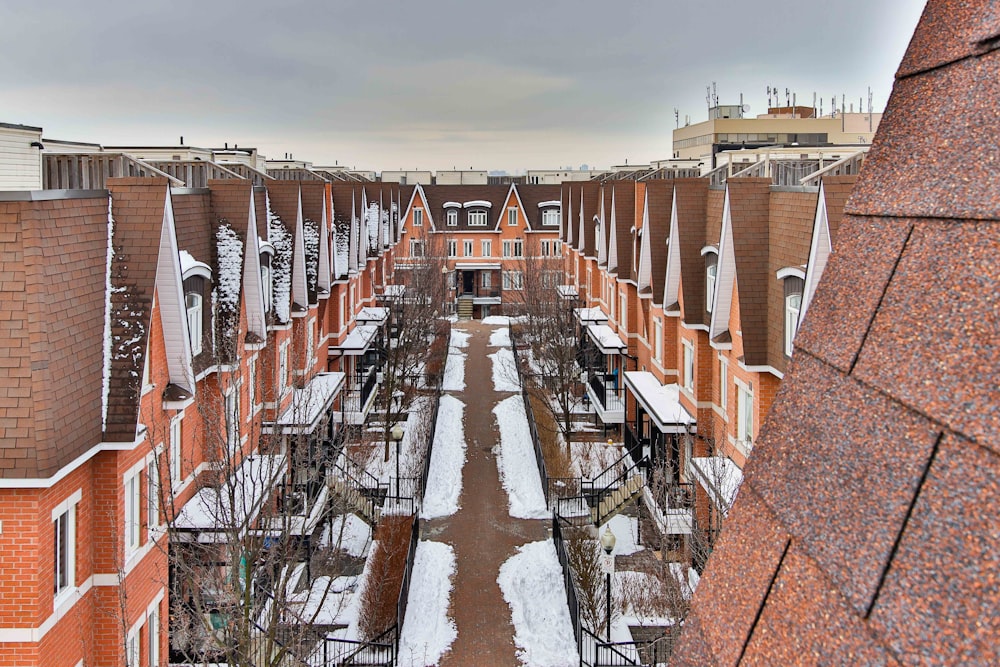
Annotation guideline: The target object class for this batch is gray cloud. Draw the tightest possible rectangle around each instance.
[0,0,926,171]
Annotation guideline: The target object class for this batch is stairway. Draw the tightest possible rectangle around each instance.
[327,456,386,527]
[457,297,474,319]
[328,477,382,526]
[590,473,645,526]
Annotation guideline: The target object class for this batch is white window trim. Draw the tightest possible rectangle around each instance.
[706,260,718,314]
[507,207,518,226]
[682,340,695,393]
[124,469,141,555]
[719,355,729,415]
[186,292,203,356]
[146,459,159,542]
[736,378,754,453]
[468,210,488,226]
[481,240,492,257]
[446,209,458,226]
[413,208,423,226]
[52,489,82,609]
[463,240,474,257]
[169,415,183,487]
[785,292,802,357]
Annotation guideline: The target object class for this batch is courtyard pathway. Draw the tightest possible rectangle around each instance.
[422,320,549,666]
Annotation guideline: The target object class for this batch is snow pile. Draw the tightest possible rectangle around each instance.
[333,220,350,279]
[493,395,548,519]
[450,328,470,348]
[488,348,521,392]
[267,194,292,323]
[365,202,380,253]
[213,222,243,340]
[598,514,644,556]
[443,328,469,392]
[498,540,579,667]
[321,514,372,558]
[101,199,115,429]
[421,395,466,519]
[398,541,457,666]
[489,326,511,348]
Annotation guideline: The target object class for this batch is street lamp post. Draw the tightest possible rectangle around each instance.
[600,525,616,642]
[390,423,404,499]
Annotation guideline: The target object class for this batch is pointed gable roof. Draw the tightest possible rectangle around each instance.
[643,180,673,305]
[300,181,330,300]
[673,179,710,325]
[515,184,562,230]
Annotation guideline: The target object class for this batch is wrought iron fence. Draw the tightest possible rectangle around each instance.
[509,323,549,505]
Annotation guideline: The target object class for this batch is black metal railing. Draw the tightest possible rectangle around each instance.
[509,323,549,505]
[552,513,581,645]
[416,374,444,507]
[587,373,625,413]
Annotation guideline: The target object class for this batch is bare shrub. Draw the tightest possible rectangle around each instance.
[357,516,412,639]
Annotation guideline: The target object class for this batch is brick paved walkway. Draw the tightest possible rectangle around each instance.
[422,320,548,666]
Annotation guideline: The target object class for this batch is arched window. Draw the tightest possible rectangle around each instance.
[783,275,805,356]
[186,292,203,355]
[261,263,272,313]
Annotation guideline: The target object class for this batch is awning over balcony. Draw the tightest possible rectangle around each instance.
[575,307,608,325]
[174,454,287,538]
[690,456,743,515]
[356,307,389,326]
[330,325,379,356]
[624,371,696,434]
[586,323,626,354]
[455,262,501,270]
[557,285,579,299]
[264,372,345,434]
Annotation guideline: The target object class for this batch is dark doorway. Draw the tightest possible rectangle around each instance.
[462,271,474,294]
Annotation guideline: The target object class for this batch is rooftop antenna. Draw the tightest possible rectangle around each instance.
[813,92,817,117]
[712,81,718,107]
[739,92,744,116]
[766,86,772,107]
[820,97,824,117]
[674,107,679,128]
[705,85,712,112]
[785,88,791,107]
[868,86,874,130]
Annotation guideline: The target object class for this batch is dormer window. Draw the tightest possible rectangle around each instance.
[541,208,560,226]
[447,210,458,226]
[468,210,488,226]
[705,252,719,313]
[781,274,805,357]
[185,291,203,356]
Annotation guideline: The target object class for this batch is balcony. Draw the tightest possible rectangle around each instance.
[341,366,379,425]
[586,373,624,424]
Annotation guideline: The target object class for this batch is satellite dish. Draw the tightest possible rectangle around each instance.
[742,104,751,112]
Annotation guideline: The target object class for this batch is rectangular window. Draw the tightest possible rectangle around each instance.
[720,357,729,412]
[513,239,523,257]
[468,210,488,226]
[148,606,160,667]
[542,208,560,226]
[502,240,512,258]
[126,630,139,667]
[248,356,258,411]
[125,470,140,553]
[482,272,492,288]
[620,292,627,330]
[541,240,550,256]
[409,240,424,257]
[225,388,239,451]
[706,256,718,314]
[446,209,458,226]
[554,240,562,255]
[737,380,754,447]
[653,317,662,363]
[53,508,74,596]
[463,240,473,257]
[507,207,518,226]
[481,240,492,257]
[169,416,182,486]
[785,291,802,357]
[448,240,457,257]
[502,270,523,290]
[683,340,694,392]
[147,460,159,538]
[278,341,290,392]
[413,208,423,226]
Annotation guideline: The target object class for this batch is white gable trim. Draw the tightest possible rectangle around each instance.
[663,187,682,308]
[607,187,619,274]
[597,188,607,267]
[637,189,652,295]
[565,188,573,246]
[156,188,195,394]
[243,193,267,341]
[291,187,309,313]
[577,188,585,252]
[801,180,832,321]
[709,186,736,342]
[318,189,331,296]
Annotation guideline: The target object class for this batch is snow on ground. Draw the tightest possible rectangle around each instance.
[488,348,521,392]
[362,397,432,482]
[498,540,579,667]
[481,315,512,325]
[320,514,372,558]
[398,541,457,667]
[421,395,467,519]
[443,347,466,392]
[450,328,470,348]
[597,514,643,556]
[572,440,626,479]
[488,326,511,348]
[493,395,549,519]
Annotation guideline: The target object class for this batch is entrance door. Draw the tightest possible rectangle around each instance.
[462,271,474,295]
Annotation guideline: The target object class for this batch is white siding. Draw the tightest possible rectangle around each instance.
[0,126,43,190]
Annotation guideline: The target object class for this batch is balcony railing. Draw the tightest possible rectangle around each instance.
[588,373,624,413]
[342,367,378,415]
[458,285,501,299]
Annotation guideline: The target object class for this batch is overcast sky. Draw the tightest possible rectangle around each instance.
[1,0,926,172]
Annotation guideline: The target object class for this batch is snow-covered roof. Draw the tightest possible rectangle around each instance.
[586,323,626,353]
[574,307,607,324]
[624,371,695,433]
[689,456,743,515]
[380,284,406,298]
[265,372,345,434]
[178,249,211,280]
[462,200,492,208]
[443,201,462,209]
[356,307,389,326]
[331,324,378,356]
[174,454,286,535]
[537,200,561,208]
[557,285,578,299]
